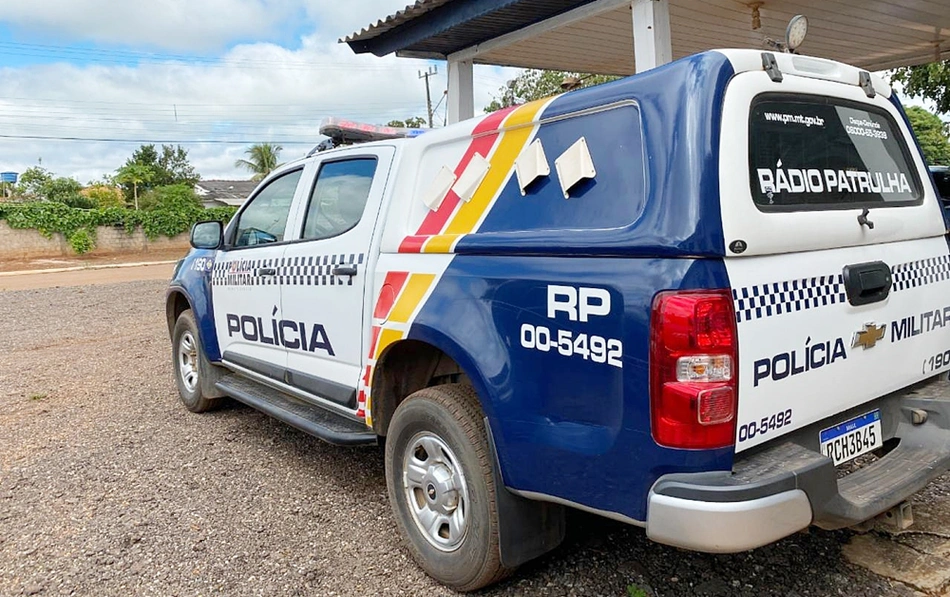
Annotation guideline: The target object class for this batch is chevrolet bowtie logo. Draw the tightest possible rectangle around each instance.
[852,323,886,350]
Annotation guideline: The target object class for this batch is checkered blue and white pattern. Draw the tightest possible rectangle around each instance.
[733,275,846,324]
[211,253,365,287]
[891,255,950,292]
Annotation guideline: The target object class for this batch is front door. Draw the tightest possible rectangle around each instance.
[213,167,306,380]
[280,148,394,409]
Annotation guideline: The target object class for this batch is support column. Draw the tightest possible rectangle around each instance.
[447,58,474,124]
[631,0,672,73]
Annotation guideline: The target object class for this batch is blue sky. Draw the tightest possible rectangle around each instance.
[0,0,516,181]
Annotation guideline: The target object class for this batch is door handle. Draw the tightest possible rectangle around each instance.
[842,261,892,306]
[332,265,358,277]
[258,267,277,277]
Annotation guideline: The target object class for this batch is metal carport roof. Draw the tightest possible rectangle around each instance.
[344,0,950,74]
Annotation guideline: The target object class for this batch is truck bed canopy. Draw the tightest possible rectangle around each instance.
[342,0,949,123]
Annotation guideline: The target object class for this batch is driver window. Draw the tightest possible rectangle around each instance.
[302,158,377,241]
[233,169,302,247]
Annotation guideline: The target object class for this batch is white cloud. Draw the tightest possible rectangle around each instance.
[0,0,415,51]
[0,0,311,51]
[0,29,519,182]
[0,0,527,182]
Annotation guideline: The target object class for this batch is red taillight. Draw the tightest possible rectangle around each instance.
[650,291,738,449]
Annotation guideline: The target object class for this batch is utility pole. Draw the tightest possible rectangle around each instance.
[419,66,438,128]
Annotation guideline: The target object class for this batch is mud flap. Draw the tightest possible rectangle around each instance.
[484,418,566,568]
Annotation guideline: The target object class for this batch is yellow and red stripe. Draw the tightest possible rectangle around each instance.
[399,98,550,254]
[358,271,438,425]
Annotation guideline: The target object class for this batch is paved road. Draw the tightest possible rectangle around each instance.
[0,263,175,291]
[0,279,941,596]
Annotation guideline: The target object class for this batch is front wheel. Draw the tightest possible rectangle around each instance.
[172,309,222,413]
[385,384,513,592]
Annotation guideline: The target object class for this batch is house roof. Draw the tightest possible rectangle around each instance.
[343,0,950,73]
[195,180,258,206]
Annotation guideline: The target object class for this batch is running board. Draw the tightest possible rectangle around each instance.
[215,374,376,446]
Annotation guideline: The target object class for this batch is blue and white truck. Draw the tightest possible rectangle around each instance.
[167,49,950,591]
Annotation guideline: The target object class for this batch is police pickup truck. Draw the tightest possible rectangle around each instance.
[167,49,950,591]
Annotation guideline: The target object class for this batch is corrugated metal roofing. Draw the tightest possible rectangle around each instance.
[341,0,454,44]
[343,0,600,58]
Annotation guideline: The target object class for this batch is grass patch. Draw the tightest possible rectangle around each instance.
[29,393,48,401]
[627,585,649,597]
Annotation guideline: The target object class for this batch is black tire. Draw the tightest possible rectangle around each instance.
[385,384,513,592]
[172,309,223,413]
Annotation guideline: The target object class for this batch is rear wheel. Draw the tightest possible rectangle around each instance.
[385,384,513,592]
[172,309,222,413]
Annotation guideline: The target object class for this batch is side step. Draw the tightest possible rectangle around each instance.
[215,374,376,446]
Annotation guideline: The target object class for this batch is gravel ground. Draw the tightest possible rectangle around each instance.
[0,279,943,597]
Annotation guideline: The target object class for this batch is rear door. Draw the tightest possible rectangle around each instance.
[719,70,950,453]
[279,147,394,411]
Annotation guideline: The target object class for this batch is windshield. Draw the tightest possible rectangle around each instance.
[749,94,922,211]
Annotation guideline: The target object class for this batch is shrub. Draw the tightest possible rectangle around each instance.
[81,185,126,209]
[68,227,95,254]
[0,201,237,255]
[139,183,202,212]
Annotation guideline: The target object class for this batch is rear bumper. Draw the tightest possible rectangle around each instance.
[645,375,950,553]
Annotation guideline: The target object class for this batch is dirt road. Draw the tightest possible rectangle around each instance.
[0,263,176,291]
[0,279,943,596]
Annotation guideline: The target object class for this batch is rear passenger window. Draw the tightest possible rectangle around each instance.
[302,158,377,240]
[749,94,923,211]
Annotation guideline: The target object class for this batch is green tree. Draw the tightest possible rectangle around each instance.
[16,166,53,197]
[387,117,427,129]
[485,70,620,112]
[905,106,950,165]
[42,177,87,207]
[117,144,200,202]
[115,164,153,210]
[235,143,283,181]
[893,62,950,114]
[154,145,200,187]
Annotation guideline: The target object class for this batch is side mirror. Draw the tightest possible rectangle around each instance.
[191,221,223,250]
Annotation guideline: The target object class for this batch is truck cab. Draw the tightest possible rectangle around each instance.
[167,49,950,592]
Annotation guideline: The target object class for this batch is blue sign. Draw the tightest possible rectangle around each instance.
[0,172,17,184]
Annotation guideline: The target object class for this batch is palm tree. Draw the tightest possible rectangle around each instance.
[235,143,283,181]
[115,164,152,210]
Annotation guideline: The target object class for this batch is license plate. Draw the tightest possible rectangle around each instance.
[819,409,882,466]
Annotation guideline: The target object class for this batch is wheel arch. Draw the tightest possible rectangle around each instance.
[371,327,500,440]
[165,284,222,362]
[165,286,193,337]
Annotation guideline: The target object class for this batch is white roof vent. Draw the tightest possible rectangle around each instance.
[554,137,596,199]
[514,139,550,195]
[452,153,491,202]
[421,165,457,211]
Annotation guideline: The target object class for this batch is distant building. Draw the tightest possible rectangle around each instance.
[194,180,258,209]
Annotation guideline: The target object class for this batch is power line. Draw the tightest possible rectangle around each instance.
[0,133,319,144]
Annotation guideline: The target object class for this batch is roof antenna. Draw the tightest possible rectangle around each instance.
[858,207,875,230]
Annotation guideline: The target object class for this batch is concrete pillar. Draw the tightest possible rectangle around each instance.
[447,58,474,124]
[631,0,672,73]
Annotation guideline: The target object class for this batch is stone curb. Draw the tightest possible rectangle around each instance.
[0,260,178,278]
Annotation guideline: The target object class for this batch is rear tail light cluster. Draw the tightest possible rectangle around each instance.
[650,291,738,449]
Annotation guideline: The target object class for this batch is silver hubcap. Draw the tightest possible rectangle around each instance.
[402,432,469,552]
[178,331,199,394]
